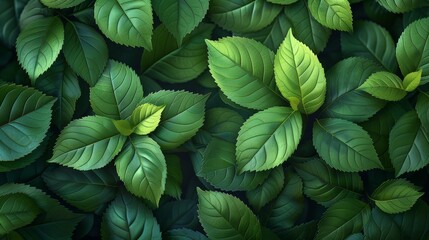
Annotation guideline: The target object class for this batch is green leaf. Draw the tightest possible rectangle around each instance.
[294,158,364,207]
[371,179,423,214]
[155,200,198,231]
[341,21,397,71]
[313,118,383,172]
[94,0,153,49]
[203,108,244,143]
[197,189,262,240]
[16,16,64,80]
[90,60,144,120]
[63,21,108,86]
[376,0,429,13]
[315,199,370,240]
[246,166,284,210]
[403,69,422,92]
[308,0,353,32]
[141,90,208,150]
[0,193,40,235]
[207,37,284,110]
[389,110,429,176]
[153,0,209,45]
[112,119,134,136]
[274,29,326,114]
[42,166,118,212]
[167,228,208,240]
[130,103,165,136]
[396,17,429,85]
[49,115,127,170]
[268,0,298,4]
[392,201,429,239]
[0,84,55,161]
[101,192,162,240]
[237,106,302,173]
[115,136,166,206]
[364,208,402,240]
[358,71,407,101]
[19,0,54,29]
[416,91,429,130]
[209,0,282,33]
[0,0,27,47]
[165,155,183,199]
[283,221,318,240]
[40,0,86,8]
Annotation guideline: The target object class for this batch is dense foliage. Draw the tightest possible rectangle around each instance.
[1,0,429,239]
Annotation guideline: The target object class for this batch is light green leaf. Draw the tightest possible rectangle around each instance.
[376,0,429,13]
[308,0,353,31]
[0,84,55,161]
[403,69,422,92]
[358,71,407,101]
[112,119,134,136]
[63,21,108,86]
[371,179,423,214]
[274,29,326,114]
[316,199,370,240]
[16,17,64,80]
[294,158,364,207]
[0,0,27,47]
[94,0,153,49]
[313,118,383,172]
[389,110,429,176]
[396,17,429,85]
[237,106,302,173]
[130,104,165,136]
[207,37,284,110]
[246,166,284,210]
[165,155,183,199]
[90,60,144,120]
[49,115,127,170]
[153,0,209,45]
[115,136,166,206]
[40,0,86,8]
[197,189,262,240]
[101,192,162,240]
[141,90,208,150]
[0,193,40,235]
[209,0,282,33]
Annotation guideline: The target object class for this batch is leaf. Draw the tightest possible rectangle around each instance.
[274,29,326,114]
[389,110,429,176]
[19,0,54,29]
[294,158,364,207]
[246,166,284,210]
[0,0,27,47]
[115,136,166,206]
[165,155,183,199]
[130,104,165,136]
[0,84,55,161]
[90,60,144,120]
[42,166,118,212]
[396,17,429,85]
[313,118,383,172]
[268,0,298,4]
[307,0,353,32]
[371,179,423,214]
[320,57,385,122]
[237,106,302,173]
[283,221,318,240]
[203,108,244,143]
[364,208,402,240]
[206,37,285,110]
[101,192,162,240]
[63,21,108,86]
[209,0,282,33]
[49,115,127,170]
[40,0,86,8]
[167,228,208,240]
[0,193,40,235]
[94,0,153,49]
[141,90,208,150]
[341,21,397,71]
[155,200,198,231]
[376,0,429,13]
[153,0,209,45]
[403,69,422,92]
[392,201,429,239]
[315,199,370,240]
[416,91,429,131]
[358,71,407,101]
[16,16,64,80]
[112,119,134,136]
[197,189,262,240]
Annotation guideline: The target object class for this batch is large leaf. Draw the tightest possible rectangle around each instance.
[313,118,383,172]
[0,193,40,235]
[237,106,302,173]
[16,16,64,80]
[63,21,108,86]
[49,115,127,170]
[115,136,166,206]
[371,179,423,214]
[207,37,284,110]
[209,0,282,33]
[307,0,353,32]
[90,60,144,120]
[40,0,86,8]
[396,17,429,85]
[389,110,429,176]
[101,192,162,240]
[358,71,407,101]
[0,0,27,47]
[94,0,153,49]
[294,158,364,207]
[141,90,208,150]
[376,0,429,13]
[274,29,326,114]
[197,189,262,240]
[0,84,55,161]
[246,166,284,210]
[153,0,209,45]
[316,199,371,240]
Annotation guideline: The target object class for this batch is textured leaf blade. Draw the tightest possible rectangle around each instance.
[40,0,86,8]
[376,0,429,13]
[130,103,165,136]
[403,69,422,92]
[0,0,27,47]
[246,166,284,210]
[358,71,407,101]
[308,0,353,31]
[165,155,183,199]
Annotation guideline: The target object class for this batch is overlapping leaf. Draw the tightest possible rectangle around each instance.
[358,72,406,101]
[308,0,353,31]
[0,193,40,235]
[40,0,86,9]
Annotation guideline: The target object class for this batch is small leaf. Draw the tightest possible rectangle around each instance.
[130,104,165,136]
[403,69,422,92]
[113,119,134,136]
[40,0,86,8]
[358,71,407,101]
[308,0,353,31]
